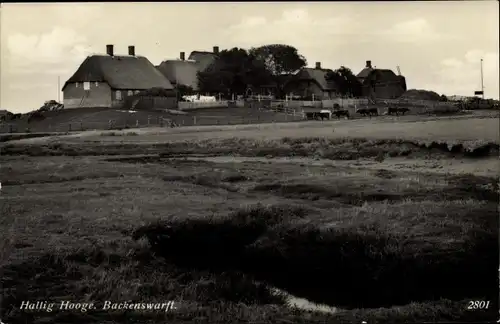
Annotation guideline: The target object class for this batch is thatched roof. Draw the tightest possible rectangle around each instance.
[156,59,199,90]
[362,69,402,85]
[289,68,337,91]
[188,51,218,72]
[188,51,217,61]
[62,55,174,91]
[357,66,374,79]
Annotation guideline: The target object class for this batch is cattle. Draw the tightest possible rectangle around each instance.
[356,107,378,118]
[387,107,410,116]
[356,108,369,116]
[333,110,350,119]
[398,107,409,115]
[319,110,332,120]
[305,112,330,120]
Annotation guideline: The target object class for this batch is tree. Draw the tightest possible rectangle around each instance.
[175,84,195,101]
[197,47,272,98]
[249,44,307,97]
[325,66,363,97]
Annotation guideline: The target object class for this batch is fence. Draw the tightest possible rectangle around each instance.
[256,97,459,116]
[0,108,305,134]
[376,99,460,114]
[0,118,170,134]
[0,98,463,134]
[178,100,229,110]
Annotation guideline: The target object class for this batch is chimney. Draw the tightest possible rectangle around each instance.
[315,62,321,69]
[128,45,135,56]
[106,44,114,56]
[366,60,372,68]
[180,52,185,60]
[213,46,219,54]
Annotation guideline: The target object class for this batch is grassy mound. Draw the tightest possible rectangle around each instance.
[400,89,443,101]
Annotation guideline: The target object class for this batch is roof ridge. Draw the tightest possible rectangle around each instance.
[63,55,173,91]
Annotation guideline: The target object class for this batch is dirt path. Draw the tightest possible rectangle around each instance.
[4,116,498,145]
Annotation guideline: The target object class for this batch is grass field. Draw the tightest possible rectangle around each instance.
[0,116,498,323]
[0,106,302,134]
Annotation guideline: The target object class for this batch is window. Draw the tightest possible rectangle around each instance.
[83,82,90,90]
[127,90,133,96]
[75,82,80,88]
[116,90,122,101]
[95,82,99,87]
[134,90,140,95]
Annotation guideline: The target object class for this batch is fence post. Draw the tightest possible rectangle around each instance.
[147,116,151,126]
[80,121,83,131]
[193,116,196,125]
[108,119,112,129]
[136,119,139,127]
[69,123,72,132]
[159,117,164,127]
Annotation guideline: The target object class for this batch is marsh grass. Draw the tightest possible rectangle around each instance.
[133,200,497,309]
[1,140,498,323]
[2,137,498,159]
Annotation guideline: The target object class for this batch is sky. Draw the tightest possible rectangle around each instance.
[1,1,498,112]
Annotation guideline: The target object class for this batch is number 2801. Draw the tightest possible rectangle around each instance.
[467,300,490,310]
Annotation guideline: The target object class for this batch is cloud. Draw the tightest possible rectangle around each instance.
[53,4,104,29]
[3,4,103,76]
[225,8,352,50]
[8,82,55,90]
[428,50,499,98]
[378,18,457,43]
[6,27,92,69]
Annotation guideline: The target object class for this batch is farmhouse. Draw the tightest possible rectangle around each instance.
[156,46,220,91]
[356,60,407,99]
[62,45,174,109]
[284,62,338,99]
[188,46,220,72]
[156,52,199,90]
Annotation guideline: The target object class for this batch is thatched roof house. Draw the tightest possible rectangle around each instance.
[356,60,375,83]
[156,52,199,90]
[62,45,174,109]
[156,46,220,91]
[284,62,338,99]
[356,60,406,99]
[188,46,219,72]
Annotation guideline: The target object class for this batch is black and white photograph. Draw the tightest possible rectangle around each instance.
[1,1,499,323]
